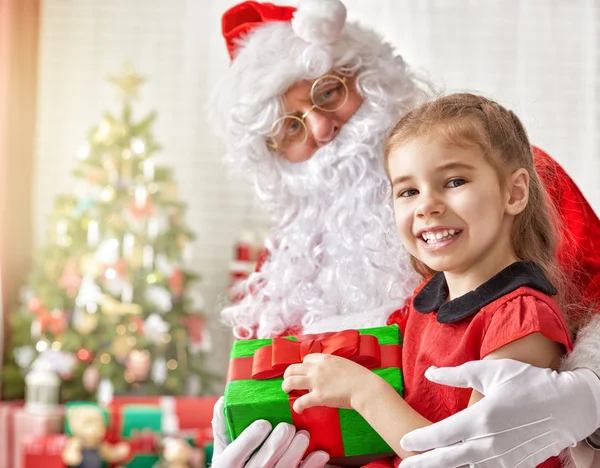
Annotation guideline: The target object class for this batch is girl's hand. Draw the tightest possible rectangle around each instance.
[282,353,375,413]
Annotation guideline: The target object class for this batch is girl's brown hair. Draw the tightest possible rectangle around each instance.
[384,93,585,332]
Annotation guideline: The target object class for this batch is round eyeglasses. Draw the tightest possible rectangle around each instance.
[268,74,349,155]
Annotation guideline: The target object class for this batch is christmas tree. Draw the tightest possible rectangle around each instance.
[3,64,217,402]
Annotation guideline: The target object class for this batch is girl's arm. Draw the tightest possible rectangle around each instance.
[283,332,564,459]
[353,332,563,456]
[350,371,432,459]
[282,354,433,459]
[469,332,564,406]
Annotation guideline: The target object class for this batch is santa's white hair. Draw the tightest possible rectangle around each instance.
[210,1,430,338]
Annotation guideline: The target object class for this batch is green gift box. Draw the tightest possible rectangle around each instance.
[224,325,403,459]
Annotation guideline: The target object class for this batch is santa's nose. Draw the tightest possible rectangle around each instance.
[306,110,340,146]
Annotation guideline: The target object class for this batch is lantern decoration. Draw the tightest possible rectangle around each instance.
[25,353,60,414]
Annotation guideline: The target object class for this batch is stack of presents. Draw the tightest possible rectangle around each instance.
[0,395,218,468]
[0,323,403,467]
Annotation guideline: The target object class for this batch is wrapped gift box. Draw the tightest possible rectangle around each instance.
[13,406,64,468]
[65,396,218,468]
[224,325,403,459]
[0,401,24,468]
[65,396,218,442]
[21,434,67,468]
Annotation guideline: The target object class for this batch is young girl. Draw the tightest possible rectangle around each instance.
[281,93,574,467]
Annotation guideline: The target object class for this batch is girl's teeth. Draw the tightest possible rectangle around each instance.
[422,229,461,244]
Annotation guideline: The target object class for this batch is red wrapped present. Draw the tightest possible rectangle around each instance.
[0,401,24,468]
[13,406,64,468]
[225,326,403,459]
[21,433,67,468]
[104,396,218,443]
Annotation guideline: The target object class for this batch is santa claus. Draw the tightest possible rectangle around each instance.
[209,1,600,467]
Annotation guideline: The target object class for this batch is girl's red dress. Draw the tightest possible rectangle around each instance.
[366,262,573,468]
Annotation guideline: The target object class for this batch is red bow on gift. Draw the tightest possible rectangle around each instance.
[251,330,381,380]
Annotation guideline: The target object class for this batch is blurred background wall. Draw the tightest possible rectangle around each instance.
[31,0,600,379]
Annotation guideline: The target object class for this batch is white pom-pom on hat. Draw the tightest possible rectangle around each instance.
[291,0,347,45]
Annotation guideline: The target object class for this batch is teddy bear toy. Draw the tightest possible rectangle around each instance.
[62,405,130,468]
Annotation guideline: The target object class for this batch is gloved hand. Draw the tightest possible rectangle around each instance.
[211,396,330,468]
[400,359,600,468]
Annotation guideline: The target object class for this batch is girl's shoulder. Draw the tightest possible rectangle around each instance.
[478,286,573,356]
[480,285,561,316]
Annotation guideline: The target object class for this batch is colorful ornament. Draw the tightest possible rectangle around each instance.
[28,297,43,312]
[32,306,68,336]
[74,198,96,218]
[129,316,145,334]
[145,286,172,314]
[13,346,35,369]
[127,195,155,219]
[58,259,82,298]
[97,378,114,406]
[131,137,146,155]
[85,166,104,183]
[168,269,184,296]
[87,219,100,245]
[142,245,155,270]
[126,350,151,381]
[77,348,93,363]
[82,366,101,391]
[73,307,99,334]
[92,120,114,145]
[103,258,128,279]
[155,253,173,277]
[101,295,142,317]
[151,357,167,385]
[75,276,104,306]
[144,313,169,343]
[111,335,133,359]
[95,238,120,265]
[180,315,209,353]
[100,185,116,202]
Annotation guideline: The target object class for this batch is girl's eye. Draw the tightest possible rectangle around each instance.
[446,178,466,188]
[398,188,419,198]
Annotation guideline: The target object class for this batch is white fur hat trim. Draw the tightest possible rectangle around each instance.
[291,0,347,45]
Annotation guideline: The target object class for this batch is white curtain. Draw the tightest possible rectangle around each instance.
[344,0,599,212]
[35,0,600,374]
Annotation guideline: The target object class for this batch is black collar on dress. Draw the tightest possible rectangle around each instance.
[413,261,557,324]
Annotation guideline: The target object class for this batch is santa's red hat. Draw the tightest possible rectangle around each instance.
[222,0,347,60]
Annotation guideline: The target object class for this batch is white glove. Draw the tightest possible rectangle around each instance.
[400,359,600,468]
[211,396,330,468]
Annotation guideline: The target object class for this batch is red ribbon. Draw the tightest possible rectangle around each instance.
[251,329,381,379]
[228,330,401,382]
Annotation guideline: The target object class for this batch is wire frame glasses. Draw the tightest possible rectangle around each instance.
[268,75,349,155]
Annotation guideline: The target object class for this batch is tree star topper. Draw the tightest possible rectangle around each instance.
[108,63,146,101]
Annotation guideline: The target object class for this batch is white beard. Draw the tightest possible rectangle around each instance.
[223,100,420,338]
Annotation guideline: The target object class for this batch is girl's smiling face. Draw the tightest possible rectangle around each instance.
[388,133,520,279]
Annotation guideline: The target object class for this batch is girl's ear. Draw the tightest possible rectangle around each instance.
[506,168,529,215]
